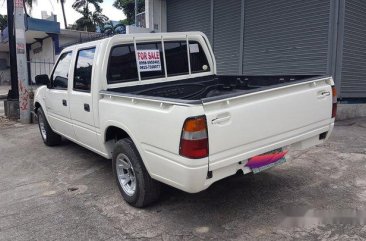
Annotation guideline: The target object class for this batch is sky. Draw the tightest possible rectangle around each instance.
[0,0,126,29]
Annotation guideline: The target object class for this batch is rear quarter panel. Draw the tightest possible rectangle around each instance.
[98,96,209,190]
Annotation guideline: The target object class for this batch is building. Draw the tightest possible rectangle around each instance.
[0,14,106,85]
[144,0,366,100]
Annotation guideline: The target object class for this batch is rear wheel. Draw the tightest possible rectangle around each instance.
[112,138,160,207]
[37,107,62,146]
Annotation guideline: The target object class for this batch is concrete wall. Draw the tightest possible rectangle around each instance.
[337,104,366,121]
[126,25,152,34]
[146,0,167,32]
[59,35,80,47]
[29,37,55,82]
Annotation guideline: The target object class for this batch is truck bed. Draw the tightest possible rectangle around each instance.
[106,75,319,103]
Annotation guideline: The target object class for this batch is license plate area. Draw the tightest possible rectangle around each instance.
[245,149,288,174]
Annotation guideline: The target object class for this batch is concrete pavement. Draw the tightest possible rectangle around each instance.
[0,118,366,240]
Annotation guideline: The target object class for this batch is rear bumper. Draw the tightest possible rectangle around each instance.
[144,122,334,193]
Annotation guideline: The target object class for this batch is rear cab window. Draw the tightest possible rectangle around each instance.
[107,38,211,84]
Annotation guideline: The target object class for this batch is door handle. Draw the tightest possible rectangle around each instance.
[211,115,231,125]
[62,99,67,106]
[84,103,90,112]
[318,90,330,99]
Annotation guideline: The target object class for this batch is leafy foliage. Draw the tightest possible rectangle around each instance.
[72,0,108,32]
[100,20,126,34]
[112,0,144,25]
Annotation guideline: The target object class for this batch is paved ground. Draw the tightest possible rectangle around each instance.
[0,118,366,241]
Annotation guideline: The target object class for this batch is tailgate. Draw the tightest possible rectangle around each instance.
[203,77,334,170]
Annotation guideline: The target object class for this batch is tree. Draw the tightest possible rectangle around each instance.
[112,0,144,25]
[72,0,108,32]
[0,14,7,31]
[57,0,68,29]
[23,0,36,16]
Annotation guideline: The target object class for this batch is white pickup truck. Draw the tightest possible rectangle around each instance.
[34,32,336,207]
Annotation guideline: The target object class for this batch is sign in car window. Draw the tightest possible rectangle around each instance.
[136,50,162,72]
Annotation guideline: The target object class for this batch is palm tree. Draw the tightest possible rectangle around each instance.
[73,0,108,32]
[73,0,103,13]
[57,0,68,29]
[23,0,36,16]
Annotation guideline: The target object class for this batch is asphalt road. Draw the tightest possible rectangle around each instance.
[1,118,366,241]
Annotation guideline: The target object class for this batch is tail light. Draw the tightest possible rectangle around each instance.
[179,116,209,159]
[332,86,337,118]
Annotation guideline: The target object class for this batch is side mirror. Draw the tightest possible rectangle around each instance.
[35,74,50,87]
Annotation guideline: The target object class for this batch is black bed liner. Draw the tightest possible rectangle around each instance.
[103,75,325,105]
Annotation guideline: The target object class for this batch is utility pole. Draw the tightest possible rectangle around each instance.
[135,0,137,26]
[7,0,18,100]
[60,0,67,29]
[14,0,31,123]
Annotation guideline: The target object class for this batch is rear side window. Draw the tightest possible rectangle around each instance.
[136,42,165,80]
[74,47,95,92]
[108,44,138,84]
[52,52,72,89]
[164,41,189,76]
[189,41,210,73]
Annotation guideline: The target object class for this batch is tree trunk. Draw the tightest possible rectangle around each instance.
[60,0,68,29]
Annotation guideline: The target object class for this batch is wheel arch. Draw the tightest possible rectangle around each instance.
[103,124,152,175]
[34,101,42,113]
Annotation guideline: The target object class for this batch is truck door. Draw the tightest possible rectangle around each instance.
[45,51,75,140]
[69,46,100,151]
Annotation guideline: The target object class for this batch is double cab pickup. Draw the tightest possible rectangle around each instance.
[34,32,336,207]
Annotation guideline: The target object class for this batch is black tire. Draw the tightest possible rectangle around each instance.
[112,138,161,208]
[37,107,62,146]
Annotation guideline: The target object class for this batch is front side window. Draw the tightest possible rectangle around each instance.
[108,44,138,84]
[136,42,165,80]
[74,47,96,92]
[52,52,72,89]
[164,41,189,76]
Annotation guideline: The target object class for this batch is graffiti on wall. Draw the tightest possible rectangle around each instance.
[18,80,29,111]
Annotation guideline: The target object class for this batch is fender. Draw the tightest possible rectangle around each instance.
[101,120,154,175]
[34,86,47,115]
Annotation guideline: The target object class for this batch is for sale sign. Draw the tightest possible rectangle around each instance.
[137,50,161,72]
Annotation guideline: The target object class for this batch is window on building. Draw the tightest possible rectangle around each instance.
[51,52,72,89]
[136,42,165,80]
[108,44,138,84]
[189,41,210,73]
[164,41,189,76]
[73,47,96,92]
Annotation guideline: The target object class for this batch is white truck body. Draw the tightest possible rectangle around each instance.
[34,32,335,196]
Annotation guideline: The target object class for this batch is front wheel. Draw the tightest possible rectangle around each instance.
[37,107,62,146]
[112,138,160,208]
